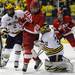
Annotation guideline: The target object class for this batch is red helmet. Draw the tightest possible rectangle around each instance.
[30,1,40,14]
[63,16,72,23]
[53,19,60,29]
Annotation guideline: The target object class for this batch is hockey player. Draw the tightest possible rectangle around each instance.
[53,14,75,50]
[0,3,24,68]
[36,25,73,72]
[20,1,45,72]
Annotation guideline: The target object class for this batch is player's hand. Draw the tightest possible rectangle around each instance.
[24,11,32,23]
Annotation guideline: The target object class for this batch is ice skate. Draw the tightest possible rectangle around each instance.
[34,59,43,71]
[0,49,9,67]
[22,64,28,72]
[0,59,9,67]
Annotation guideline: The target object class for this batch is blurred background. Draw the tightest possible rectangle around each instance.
[0,0,75,25]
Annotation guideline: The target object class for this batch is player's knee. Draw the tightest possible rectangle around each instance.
[14,44,22,51]
[2,48,12,59]
[2,51,10,59]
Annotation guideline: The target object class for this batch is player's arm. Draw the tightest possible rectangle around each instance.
[34,13,45,32]
[0,17,8,35]
[53,19,63,40]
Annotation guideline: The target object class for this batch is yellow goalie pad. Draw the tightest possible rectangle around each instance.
[42,44,63,55]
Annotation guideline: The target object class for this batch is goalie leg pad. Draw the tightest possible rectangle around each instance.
[45,57,73,72]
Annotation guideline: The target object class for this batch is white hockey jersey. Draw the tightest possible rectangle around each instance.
[1,10,24,37]
[42,31,61,49]
[41,30,63,56]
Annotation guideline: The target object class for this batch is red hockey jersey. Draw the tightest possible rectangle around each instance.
[53,16,74,36]
[21,10,45,34]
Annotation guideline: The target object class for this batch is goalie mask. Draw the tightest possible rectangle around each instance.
[30,1,40,14]
[40,25,51,34]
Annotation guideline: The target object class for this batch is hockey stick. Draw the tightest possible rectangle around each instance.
[0,34,3,66]
[37,48,44,56]
[33,40,45,56]
[33,48,44,56]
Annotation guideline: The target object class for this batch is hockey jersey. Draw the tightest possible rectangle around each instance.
[1,10,24,37]
[42,31,61,49]
[22,10,45,34]
[41,30,63,56]
[53,18,74,37]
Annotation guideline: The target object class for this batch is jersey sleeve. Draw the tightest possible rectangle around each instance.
[38,13,45,27]
[42,33,48,43]
[1,16,7,29]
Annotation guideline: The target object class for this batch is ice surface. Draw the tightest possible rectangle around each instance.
[0,44,75,75]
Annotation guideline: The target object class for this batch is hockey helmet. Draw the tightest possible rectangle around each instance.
[53,19,60,29]
[63,16,72,23]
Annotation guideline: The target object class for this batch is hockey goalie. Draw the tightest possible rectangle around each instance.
[35,25,73,72]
